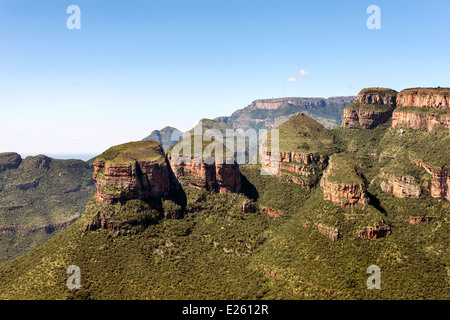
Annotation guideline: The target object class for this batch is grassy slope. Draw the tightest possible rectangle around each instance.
[0,157,95,263]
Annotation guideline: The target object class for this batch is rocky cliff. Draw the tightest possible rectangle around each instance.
[379,172,421,199]
[320,153,369,208]
[392,88,450,132]
[396,88,450,109]
[415,161,449,202]
[93,141,170,205]
[0,152,22,173]
[167,156,241,194]
[342,88,397,130]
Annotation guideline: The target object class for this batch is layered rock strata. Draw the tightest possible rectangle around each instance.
[320,154,369,208]
[342,88,397,130]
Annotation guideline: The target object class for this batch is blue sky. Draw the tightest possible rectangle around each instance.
[1,0,449,154]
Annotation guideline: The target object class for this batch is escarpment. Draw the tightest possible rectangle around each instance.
[342,88,397,130]
[392,88,450,132]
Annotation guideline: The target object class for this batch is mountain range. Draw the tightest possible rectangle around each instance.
[0,87,448,300]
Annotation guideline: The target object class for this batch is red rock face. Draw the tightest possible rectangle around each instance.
[262,208,283,217]
[167,157,241,194]
[356,90,397,107]
[405,216,435,224]
[397,89,450,109]
[320,158,368,209]
[262,151,327,188]
[342,108,394,130]
[415,162,449,202]
[358,225,391,239]
[392,110,450,132]
[93,159,169,204]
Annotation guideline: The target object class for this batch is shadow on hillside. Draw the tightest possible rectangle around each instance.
[367,191,387,215]
[239,173,259,201]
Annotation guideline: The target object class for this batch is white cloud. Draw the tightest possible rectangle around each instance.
[288,69,310,82]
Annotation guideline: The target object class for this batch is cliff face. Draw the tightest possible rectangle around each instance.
[93,159,170,205]
[391,110,450,131]
[355,88,398,107]
[320,154,369,208]
[396,88,450,109]
[342,88,397,130]
[167,157,241,194]
[379,172,421,199]
[416,161,449,202]
[247,97,354,110]
[0,153,22,173]
[392,88,450,132]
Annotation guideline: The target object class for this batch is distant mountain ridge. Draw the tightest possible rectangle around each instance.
[143,96,355,148]
[214,96,356,130]
[143,126,182,151]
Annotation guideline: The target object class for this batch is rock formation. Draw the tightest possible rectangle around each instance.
[396,88,450,109]
[379,172,421,199]
[167,157,241,194]
[358,225,391,239]
[93,141,170,205]
[317,224,340,242]
[342,88,397,130]
[393,88,450,132]
[320,154,369,208]
[415,161,449,202]
[0,152,22,173]
[392,110,450,132]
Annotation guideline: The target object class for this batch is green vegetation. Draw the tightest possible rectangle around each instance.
[96,140,166,164]
[324,153,364,185]
[0,156,95,263]
[0,108,449,300]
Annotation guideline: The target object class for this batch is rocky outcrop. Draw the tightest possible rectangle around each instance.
[405,216,435,224]
[397,88,450,109]
[93,159,169,205]
[0,153,22,173]
[262,207,283,217]
[358,225,391,239]
[262,151,328,189]
[380,172,421,199]
[355,88,398,107]
[392,88,450,132]
[317,224,340,242]
[342,88,397,130]
[92,141,170,205]
[168,157,241,194]
[342,107,394,130]
[415,161,449,202]
[391,110,450,132]
[320,154,369,208]
[241,200,256,213]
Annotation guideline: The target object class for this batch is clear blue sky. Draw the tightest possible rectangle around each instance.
[1,0,449,154]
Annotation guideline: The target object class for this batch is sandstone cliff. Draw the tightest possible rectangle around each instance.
[342,88,397,130]
[167,156,241,194]
[415,161,449,202]
[392,88,450,132]
[320,153,369,208]
[93,141,170,205]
